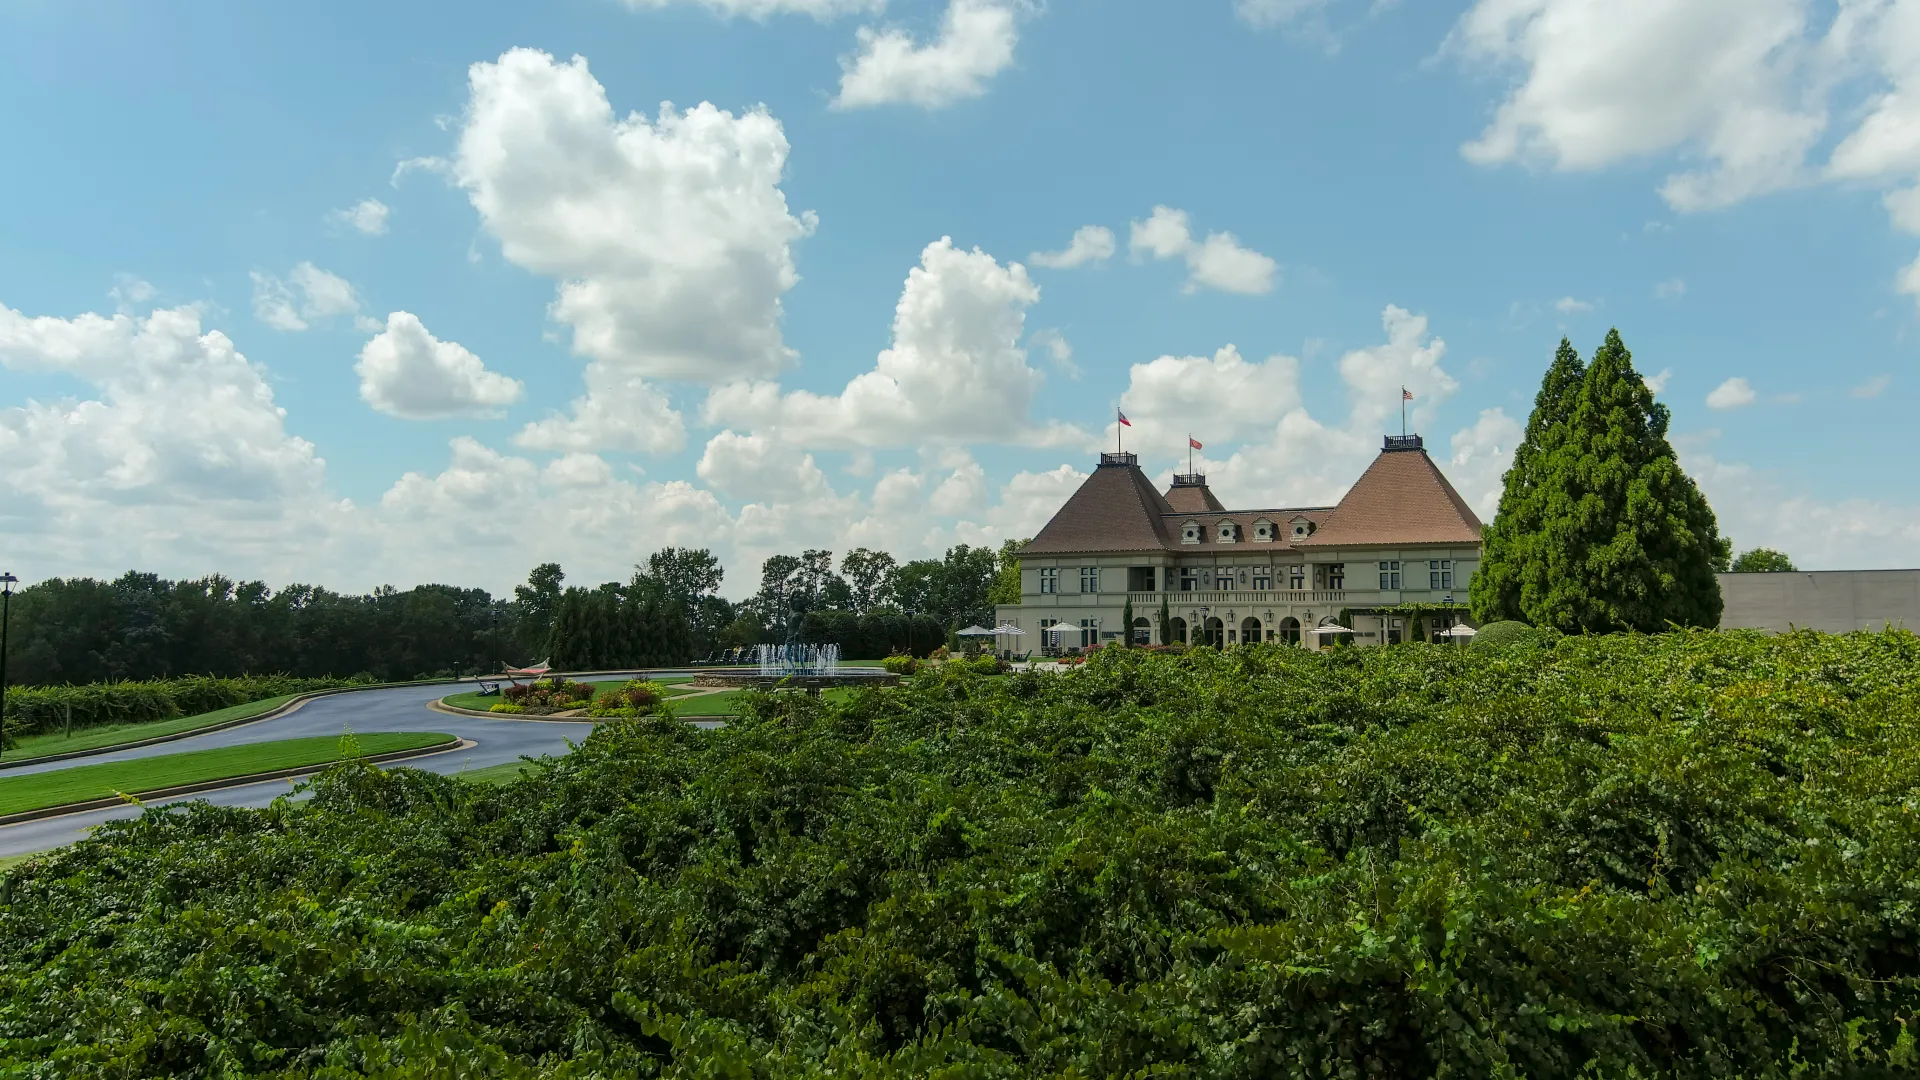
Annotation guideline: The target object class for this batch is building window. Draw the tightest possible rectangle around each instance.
[1430,560,1453,590]
[1254,522,1272,542]
[1218,570,1234,592]
[1039,567,1058,594]
[1219,523,1237,543]
[1128,566,1156,592]
[1180,567,1200,592]
[1182,523,1202,544]
[1328,563,1345,590]
[1079,618,1099,648]
[1080,567,1100,593]
[1378,560,1401,590]
[1288,564,1305,590]
[1254,568,1273,590]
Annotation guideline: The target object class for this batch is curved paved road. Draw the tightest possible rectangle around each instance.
[0,674,711,858]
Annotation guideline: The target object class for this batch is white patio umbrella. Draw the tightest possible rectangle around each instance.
[1437,624,1478,639]
[991,623,1025,635]
[1303,623,1356,636]
[955,625,997,637]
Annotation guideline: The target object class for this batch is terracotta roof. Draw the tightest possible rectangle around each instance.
[1299,443,1483,546]
[1022,457,1179,554]
[1163,476,1227,513]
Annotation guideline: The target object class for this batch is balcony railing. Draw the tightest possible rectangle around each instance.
[1008,590,1353,605]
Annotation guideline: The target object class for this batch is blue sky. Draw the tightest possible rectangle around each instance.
[2,0,1916,596]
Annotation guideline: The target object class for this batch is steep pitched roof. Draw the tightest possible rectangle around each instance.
[1163,476,1227,514]
[1300,442,1483,546]
[1022,456,1177,554]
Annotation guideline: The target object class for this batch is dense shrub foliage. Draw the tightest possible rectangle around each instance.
[3,632,1919,1076]
[587,680,671,719]
[500,677,597,713]
[0,674,359,743]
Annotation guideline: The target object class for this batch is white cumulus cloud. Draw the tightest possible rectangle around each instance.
[251,262,369,332]
[696,429,834,502]
[454,48,814,383]
[621,0,882,17]
[1706,376,1759,410]
[355,312,525,420]
[0,302,340,576]
[514,363,686,455]
[1451,0,1830,212]
[327,198,391,236]
[1553,295,1595,314]
[704,236,1083,448]
[1118,345,1304,460]
[1030,225,1116,269]
[1128,205,1278,295]
[834,0,1020,110]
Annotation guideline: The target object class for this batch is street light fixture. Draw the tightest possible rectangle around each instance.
[0,572,16,762]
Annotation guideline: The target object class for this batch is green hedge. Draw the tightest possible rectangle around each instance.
[2,631,1919,1074]
[1,674,362,741]
[1471,619,1542,648]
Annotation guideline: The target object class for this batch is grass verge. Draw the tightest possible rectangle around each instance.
[0,732,453,817]
[5,694,302,761]
[455,760,540,785]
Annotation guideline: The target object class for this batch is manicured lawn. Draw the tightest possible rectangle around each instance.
[5,694,302,761]
[0,732,454,817]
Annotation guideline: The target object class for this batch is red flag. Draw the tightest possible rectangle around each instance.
[1402,387,1414,401]
[1189,437,1203,450]
[1117,410,1131,427]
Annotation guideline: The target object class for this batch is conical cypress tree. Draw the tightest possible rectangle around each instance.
[1530,329,1728,632]
[1471,338,1585,624]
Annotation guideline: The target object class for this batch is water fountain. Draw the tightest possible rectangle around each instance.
[755,642,841,677]
[693,641,899,693]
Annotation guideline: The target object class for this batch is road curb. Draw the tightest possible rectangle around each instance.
[0,679,475,772]
[0,736,473,827]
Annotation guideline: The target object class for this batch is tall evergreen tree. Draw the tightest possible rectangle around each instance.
[1487,330,1728,633]
[1472,338,1585,624]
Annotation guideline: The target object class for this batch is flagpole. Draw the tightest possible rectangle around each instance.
[1401,389,1407,438]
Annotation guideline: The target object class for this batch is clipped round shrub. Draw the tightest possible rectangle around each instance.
[881,655,918,676]
[487,703,526,714]
[1472,620,1541,649]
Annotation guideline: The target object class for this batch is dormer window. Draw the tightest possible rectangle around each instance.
[1253,519,1275,542]
[1182,521,1203,544]
[1290,515,1314,539]
[1218,522,1239,543]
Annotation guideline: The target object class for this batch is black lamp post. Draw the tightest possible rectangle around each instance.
[0,572,16,761]
[490,603,502,674]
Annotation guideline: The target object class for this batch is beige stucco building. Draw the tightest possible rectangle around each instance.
[994,435,1484,650]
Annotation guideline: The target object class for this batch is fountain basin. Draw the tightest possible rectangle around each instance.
[691,669,900,694]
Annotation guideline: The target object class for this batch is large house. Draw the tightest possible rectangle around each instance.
[995,434,1484,650]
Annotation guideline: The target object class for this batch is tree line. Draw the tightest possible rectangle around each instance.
[5,541,1025,686]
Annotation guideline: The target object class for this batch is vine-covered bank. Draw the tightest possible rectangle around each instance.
[2,631,1917,1076]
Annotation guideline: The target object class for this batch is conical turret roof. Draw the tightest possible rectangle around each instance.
[1022,453,1177,554]
[1300,437,1483,546]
